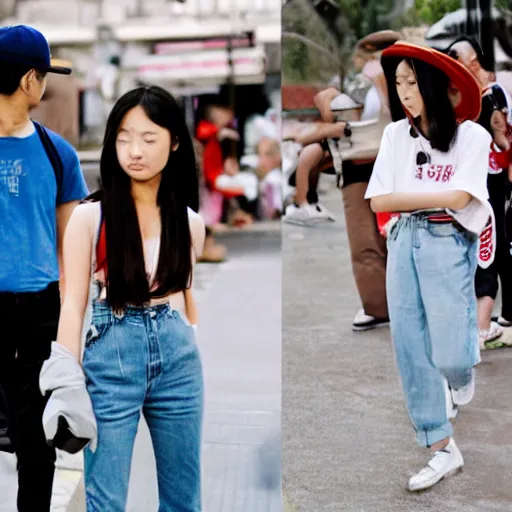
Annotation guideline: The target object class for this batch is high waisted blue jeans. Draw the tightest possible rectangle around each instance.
[386,214,479,447]
[82,300,204,511]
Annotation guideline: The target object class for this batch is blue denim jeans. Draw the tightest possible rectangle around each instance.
[82,300,204,511]
[386,214,479,447]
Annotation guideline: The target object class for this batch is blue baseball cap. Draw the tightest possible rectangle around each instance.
[0,25,71,75]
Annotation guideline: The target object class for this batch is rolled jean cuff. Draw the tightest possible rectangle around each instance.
[416,422,453,448]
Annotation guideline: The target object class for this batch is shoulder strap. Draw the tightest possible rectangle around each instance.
[33,121,64,204]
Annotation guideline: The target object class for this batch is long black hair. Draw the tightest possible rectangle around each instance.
[381,56,458,152]
[95,85,199,311]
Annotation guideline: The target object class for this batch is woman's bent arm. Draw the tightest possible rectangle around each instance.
[370,190,472,213]
[56,205,94,361]
[185,212,206,325]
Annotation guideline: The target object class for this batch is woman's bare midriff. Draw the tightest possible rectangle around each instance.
[93,269,187,316]
[152,290,186,313]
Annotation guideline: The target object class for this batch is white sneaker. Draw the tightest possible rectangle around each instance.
[282,203,330,226]
[408,438,464,492]
[497,316,512,327]
[352,308,389,331]
[451,368,475,407]
[442,378,458,420]
[478,321,503,350]
[314,203,336,221]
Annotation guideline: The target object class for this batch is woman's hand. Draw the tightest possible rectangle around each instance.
[370,190,472,213]
[186,212,206,327]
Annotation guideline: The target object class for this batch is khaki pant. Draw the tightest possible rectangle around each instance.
[342,181,388,319]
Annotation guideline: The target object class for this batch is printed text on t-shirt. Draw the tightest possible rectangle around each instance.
[0,159,24,196]
[415,164,454,182]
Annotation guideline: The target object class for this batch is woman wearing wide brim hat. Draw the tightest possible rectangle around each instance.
[365,42,493,491]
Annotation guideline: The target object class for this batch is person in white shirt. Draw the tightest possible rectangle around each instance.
[366,42,492,492]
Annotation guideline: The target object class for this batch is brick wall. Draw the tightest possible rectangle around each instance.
[281,84,326,111]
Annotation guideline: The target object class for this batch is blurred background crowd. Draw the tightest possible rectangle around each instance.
[0,0,281,262]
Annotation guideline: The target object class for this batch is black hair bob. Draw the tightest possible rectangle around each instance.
[381,56,458,152]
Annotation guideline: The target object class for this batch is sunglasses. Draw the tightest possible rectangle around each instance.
[416,151,431,166]
[409,124,431,166]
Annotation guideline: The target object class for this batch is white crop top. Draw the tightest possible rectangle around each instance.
[143,236,160,288]
[88,203,198,301]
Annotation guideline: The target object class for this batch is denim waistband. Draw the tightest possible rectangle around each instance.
[388,212,464,242]
[92,299,171,318]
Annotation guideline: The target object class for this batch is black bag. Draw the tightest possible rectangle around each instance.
[0,122,65,453]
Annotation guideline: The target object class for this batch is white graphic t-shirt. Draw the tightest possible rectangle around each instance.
[365,118,493,235]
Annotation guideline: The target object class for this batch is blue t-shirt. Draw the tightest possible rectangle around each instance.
[0,125,89,292]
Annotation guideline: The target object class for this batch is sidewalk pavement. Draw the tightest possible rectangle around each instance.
[66,228,281,511]
[283,176,512,511]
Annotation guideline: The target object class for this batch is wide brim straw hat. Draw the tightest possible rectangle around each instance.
[381,41,482,122]
[356,30,404,52]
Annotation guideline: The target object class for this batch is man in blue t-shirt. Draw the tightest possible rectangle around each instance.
[0,26,88,511]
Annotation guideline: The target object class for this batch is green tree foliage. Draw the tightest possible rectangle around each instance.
[282,5,311,83]
[282,0,462,84]
[338,0,396,40]
[283,0,407,84]
[415,0,462,25]
[283,0,343,84]
[495,0,511,10]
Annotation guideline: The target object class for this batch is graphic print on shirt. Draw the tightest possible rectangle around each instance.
[0,159,25,196]
[488,148,505,174]
[414,163,454,183]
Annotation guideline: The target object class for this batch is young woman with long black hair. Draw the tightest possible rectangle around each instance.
[50,85,205,510]
[366,43,492,491]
